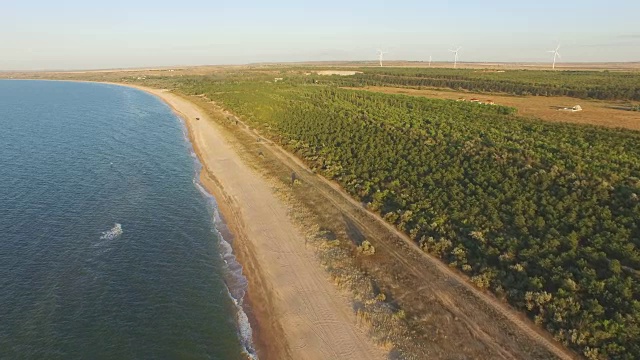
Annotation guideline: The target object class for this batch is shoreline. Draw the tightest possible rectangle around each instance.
[186,126,258,359]
[142,85,287,359]
[1,79,283,358]
[120,84,384,360]
[2,79,582,359]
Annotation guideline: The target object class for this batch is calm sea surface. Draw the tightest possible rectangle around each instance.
[0,80,251,359]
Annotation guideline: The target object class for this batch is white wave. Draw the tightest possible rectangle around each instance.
[184,120,257,359]
[100,223,123,240]
[233,295,258,360]
[194,177,257,358]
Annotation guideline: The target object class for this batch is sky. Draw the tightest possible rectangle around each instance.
[1,0,639,70]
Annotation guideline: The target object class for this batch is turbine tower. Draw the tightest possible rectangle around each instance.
[548,44,561,70]
[429,55,432,67]
[449,47,461,68]
[377,49,388,67]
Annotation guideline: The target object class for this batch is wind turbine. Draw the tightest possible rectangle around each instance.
[449,47,461,68]
[376,49,388,67]
[548,44,561,70]
[429,55,432,67]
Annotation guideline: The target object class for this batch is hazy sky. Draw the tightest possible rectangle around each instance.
[1,0,639,70]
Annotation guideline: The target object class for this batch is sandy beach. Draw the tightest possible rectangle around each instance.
[124,85,384,360]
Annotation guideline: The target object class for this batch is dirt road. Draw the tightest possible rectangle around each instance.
[207,95,579,360]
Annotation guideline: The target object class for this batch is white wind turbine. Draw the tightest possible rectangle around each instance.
[429,55,432,67]
[548,44,561,70]
[376,49,388,67]
[449,47,461,68]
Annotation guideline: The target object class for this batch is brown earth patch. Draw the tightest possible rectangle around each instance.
[347,86,640,131]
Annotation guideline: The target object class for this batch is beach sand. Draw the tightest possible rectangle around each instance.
[126,85,385,360]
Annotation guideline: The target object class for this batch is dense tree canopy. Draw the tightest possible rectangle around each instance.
[141,74,640,359]
[335,68,640,101]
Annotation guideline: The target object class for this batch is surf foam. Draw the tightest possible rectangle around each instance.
[100,223,123,240]
[179,115,258,359]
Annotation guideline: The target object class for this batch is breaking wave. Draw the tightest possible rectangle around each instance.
[195,181,257,359]
[100,223,123,240]
[181,118,257,359]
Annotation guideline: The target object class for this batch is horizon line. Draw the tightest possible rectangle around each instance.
[1,60,640,73]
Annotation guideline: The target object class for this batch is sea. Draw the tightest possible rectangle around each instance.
[0,80,254,359]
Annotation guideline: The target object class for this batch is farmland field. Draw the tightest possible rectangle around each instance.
[346,86,640,130]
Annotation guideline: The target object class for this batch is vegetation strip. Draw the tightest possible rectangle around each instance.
[144,72,639,359]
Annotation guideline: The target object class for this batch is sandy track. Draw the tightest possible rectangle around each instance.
[130,86,384,360]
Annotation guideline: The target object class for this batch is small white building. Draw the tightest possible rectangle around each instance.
[559,105,583,112]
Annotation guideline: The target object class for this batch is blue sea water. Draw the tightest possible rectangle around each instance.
[0,80,252,359]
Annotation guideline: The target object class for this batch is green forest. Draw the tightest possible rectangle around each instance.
[334,68,640,101]
[140,73,640,359]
